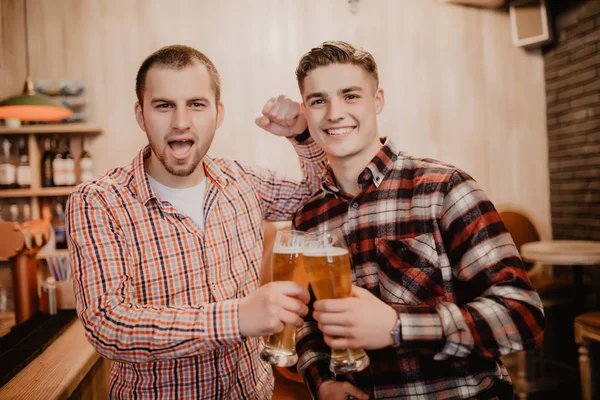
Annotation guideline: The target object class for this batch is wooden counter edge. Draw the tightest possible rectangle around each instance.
[0,319,102,399]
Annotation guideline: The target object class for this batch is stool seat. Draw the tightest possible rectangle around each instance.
[575,311,600,400]
[576,312,600,330]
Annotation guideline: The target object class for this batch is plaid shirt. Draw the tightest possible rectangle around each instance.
[66,140,326,399]
[294,139,545,399]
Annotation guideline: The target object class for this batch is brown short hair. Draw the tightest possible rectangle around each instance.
[296,41,379,93]
[135,45,221,106]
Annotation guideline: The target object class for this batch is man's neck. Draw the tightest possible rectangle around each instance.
[145,154,206,189]
[329,140,383,197]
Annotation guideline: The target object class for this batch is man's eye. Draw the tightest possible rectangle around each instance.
[190,103,205,108]
[157,103,172,109]
[310,99,325,106]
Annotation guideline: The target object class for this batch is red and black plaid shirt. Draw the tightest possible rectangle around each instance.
[293,139,544,399]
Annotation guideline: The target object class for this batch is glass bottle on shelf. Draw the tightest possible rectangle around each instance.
[79,139,94,183]
[52,138,65,187]
[16,136,31,189]
[53,200,67,250]
[41,138,55,188]
[63,138,76,186]
[22,202,31,222]
[9,203,19,222]
[0,139,17,189]
[0,286,7,313]
[41,199,52,223]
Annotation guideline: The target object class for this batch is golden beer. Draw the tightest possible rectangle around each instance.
[304,246,370,373]
[263,250,307,360]
[303,248,352,300]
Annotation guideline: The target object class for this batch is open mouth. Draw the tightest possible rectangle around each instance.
[324,127,355,137]
[168,139,194,159]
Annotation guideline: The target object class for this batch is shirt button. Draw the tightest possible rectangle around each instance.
[355,243,361,250]
[351,202,359,209]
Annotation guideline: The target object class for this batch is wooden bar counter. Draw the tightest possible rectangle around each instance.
[0,319,110,399]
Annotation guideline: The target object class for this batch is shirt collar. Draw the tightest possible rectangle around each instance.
[322,137,399,195]
[131,145,229,206]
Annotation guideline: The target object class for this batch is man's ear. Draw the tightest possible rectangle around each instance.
[374,87,385,115]
[135,101,146,132]
[216,102,225,129]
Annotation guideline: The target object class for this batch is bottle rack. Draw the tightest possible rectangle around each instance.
[0,123,102,219]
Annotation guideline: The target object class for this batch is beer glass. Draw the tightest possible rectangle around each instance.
[260,230,307,367]
[303,228,370,374]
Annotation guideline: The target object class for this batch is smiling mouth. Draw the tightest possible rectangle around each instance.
[324,127,355,136]
[168,140,194,158]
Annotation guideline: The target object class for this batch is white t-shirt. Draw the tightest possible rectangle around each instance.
[148,175,207,230]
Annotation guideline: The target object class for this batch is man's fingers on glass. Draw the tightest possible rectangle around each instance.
[317,323,350,338]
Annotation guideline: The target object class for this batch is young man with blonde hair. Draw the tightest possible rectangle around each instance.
[291,41,545,400]
[67,45,326,399]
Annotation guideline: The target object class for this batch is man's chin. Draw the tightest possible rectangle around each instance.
[160,151,202,177]
[162,158,201,177]
[165,164,198,177]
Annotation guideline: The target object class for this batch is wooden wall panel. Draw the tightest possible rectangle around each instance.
[0,0,26,100]
[0,0,551,239]
[357,1,550,238]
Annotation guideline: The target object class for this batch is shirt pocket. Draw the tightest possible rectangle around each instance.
[376,233,445,305]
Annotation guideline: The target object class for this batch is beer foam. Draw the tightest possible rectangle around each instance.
[303,247,348,257]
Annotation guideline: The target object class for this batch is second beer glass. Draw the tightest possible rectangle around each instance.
[303,228,370,374]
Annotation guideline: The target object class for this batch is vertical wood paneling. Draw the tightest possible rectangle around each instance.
[0,0,551,238]
[0,0,26,100]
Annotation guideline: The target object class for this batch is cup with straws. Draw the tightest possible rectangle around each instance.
[44,253,76,310]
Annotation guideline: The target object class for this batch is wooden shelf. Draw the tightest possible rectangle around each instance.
[0,122,102,135]
[0,186,76,198]
[0,249,69,263]
[0,125,101,220]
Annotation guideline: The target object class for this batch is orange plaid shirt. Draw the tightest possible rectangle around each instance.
[66,140,326,399]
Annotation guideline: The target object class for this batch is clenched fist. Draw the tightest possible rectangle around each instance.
[255,95,308,138]
[239,281,310,337]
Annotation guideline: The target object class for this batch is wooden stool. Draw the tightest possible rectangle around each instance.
[499,211,580,399]
[575,312,600,400]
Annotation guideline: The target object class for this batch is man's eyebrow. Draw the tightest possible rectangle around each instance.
[305,91,328,101]
[187,97,211,103]
[150,98,174,104]
[340,86,363,94]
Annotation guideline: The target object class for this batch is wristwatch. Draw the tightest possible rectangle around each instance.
[390,315,402,348]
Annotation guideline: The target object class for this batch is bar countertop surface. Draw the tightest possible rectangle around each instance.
[0,319,101,399]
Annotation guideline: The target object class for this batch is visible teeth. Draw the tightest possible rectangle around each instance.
[326,128,353,135]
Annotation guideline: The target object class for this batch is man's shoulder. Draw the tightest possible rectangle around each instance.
[209,157,268,182]
[395,152,459,182]
[70,163,134,201]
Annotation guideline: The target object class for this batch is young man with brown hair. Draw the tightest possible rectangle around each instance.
[291,41,545,399]
[66,45,326,399]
